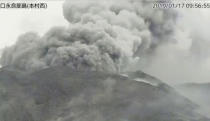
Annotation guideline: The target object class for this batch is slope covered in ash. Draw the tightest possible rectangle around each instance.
[177,83,210,118]
[0,66,209,121]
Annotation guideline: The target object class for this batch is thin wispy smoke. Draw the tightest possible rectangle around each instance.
[137,9,210,84]
[0,0,176,73]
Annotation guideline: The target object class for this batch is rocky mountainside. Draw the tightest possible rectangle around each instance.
[0,66,209,121]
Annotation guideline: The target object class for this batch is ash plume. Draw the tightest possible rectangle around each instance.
[0,0,177,72]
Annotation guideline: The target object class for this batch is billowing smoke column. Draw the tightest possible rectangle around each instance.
[0,0,176,73]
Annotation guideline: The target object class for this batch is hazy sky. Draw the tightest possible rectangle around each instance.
[1,1,210,84]
[141,8,210,84]
[0,1,68,50]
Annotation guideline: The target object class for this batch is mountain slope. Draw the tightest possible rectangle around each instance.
[177,83,210,118]
[0,66,209,121]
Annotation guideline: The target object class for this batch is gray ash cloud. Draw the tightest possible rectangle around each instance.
[0,0,176,73]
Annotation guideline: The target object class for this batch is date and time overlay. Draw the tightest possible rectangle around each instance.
[153,0,210,9]
[0,0,209,9]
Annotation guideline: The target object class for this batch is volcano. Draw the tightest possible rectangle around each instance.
[0,66,209,121]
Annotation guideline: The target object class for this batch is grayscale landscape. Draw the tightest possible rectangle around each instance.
[0,0,210,121]
[0,66,209,121]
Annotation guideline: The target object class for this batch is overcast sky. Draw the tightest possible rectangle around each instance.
[0,2,210,51]
[0,1,68,50]
[1,1,210,84]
